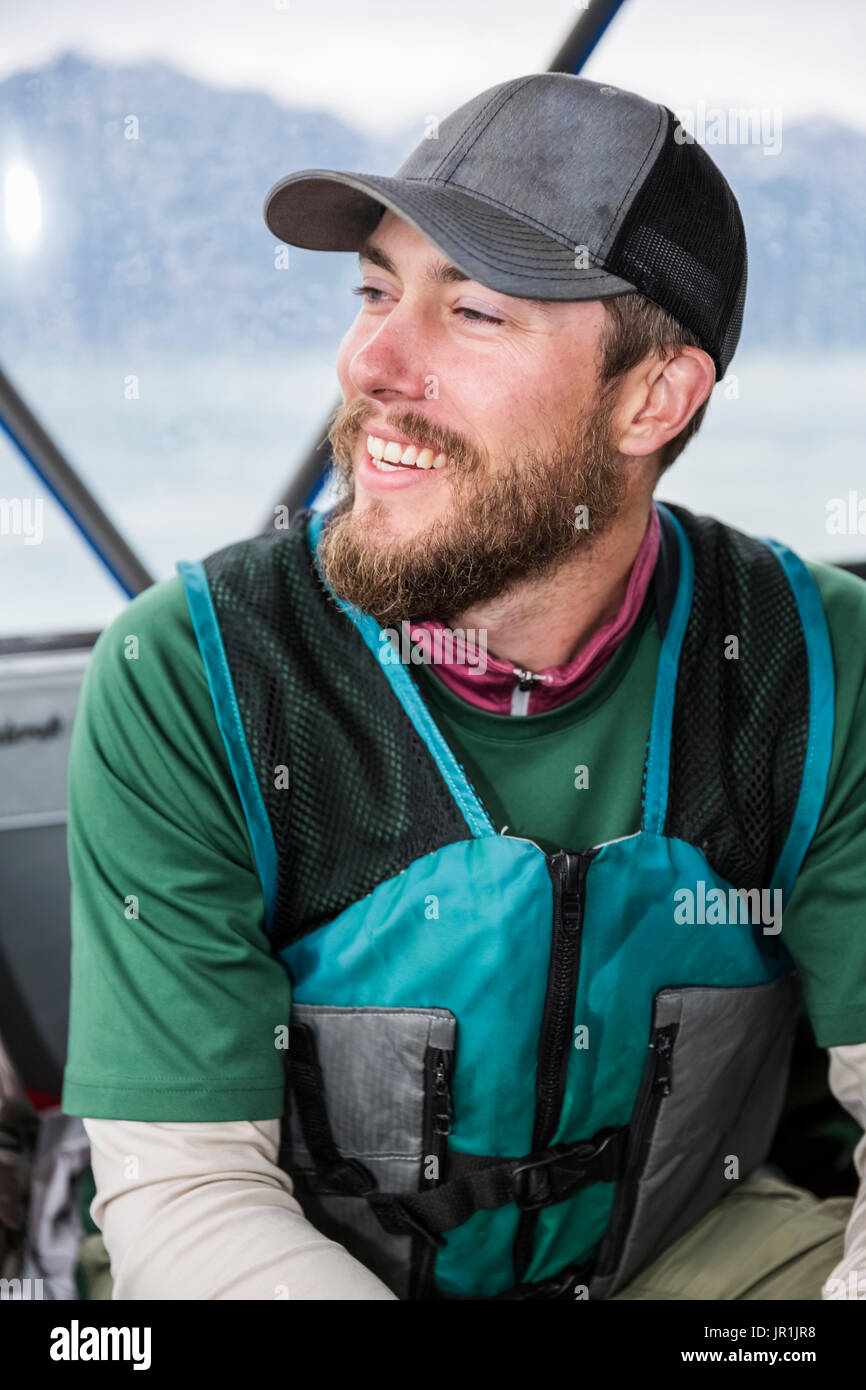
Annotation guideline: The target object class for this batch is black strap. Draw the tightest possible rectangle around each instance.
[293,1125,627,1247]
[374,1128,627,1239]
[285,1023,627,1245]
[286,1022,377,1197]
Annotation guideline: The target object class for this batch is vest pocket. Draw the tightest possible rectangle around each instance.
[589,970,802,1299]
[278,1003,456,1300]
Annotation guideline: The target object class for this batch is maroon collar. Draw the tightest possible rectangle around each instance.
[406,507,660,715]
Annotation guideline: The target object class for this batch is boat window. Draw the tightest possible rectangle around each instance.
[0,419,124,638]
[583,1,866,563]
[1,0,863,644]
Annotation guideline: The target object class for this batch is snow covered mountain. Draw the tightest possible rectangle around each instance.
[1,52,863,356]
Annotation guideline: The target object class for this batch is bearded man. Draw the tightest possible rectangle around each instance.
[63,74,866,1302]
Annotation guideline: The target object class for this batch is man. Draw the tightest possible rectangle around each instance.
[62,73,866,1300]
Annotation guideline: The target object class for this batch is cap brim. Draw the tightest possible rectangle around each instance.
[263,168,636,302]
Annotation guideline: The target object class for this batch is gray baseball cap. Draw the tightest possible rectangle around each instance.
[263,73,747,378]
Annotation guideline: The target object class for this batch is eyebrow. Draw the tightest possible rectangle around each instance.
[358,239,556,316]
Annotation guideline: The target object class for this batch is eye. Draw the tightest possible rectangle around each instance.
[455,306,504,325]
[350,284,504,325]
[350,283,389,303]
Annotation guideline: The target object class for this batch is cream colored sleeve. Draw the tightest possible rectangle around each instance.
[820,1043,866,1300]
[84,1117,398,1300]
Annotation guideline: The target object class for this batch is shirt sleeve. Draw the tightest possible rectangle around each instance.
[774,561,866,1047]
[62,575,291,1121]
[821,1043,866,1300]
[84,1117,397,1300]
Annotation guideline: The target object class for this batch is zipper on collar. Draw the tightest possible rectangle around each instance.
[509,666,547,716]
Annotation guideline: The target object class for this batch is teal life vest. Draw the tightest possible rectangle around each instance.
[177,500,834,1300]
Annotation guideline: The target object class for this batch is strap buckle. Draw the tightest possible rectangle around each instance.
[510,1128,625,1212]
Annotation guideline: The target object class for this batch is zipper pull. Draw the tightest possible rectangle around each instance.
[432,1052,452,1136]
[560,851,587,928]
[512,665,543,690]
[651,1026,677,1096]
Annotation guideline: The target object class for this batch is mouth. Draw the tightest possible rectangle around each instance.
[365,433,456,473]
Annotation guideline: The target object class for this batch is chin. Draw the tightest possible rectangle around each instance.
[358,490,446,539]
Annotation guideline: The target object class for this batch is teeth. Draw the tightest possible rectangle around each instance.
[365,435,455,471]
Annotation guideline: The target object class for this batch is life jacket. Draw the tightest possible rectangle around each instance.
[177,499,834,1301]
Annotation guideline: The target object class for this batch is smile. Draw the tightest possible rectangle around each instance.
[366,434,455,471]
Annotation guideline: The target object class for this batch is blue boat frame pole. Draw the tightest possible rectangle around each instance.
[0,364,154,598]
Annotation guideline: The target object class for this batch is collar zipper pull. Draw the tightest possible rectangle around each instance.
[513,666,543,691]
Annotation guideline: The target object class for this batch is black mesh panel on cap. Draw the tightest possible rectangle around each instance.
[202,511,474,953]
[660,504,809,889]
[606,112,748,378]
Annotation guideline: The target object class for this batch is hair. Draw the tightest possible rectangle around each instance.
[598,292,712,477]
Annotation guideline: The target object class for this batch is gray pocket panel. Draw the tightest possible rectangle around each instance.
[590,970,802,1299]
[281,1004,456,1299]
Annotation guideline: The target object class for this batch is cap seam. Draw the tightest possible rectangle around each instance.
[405,176,608,265]
[428,76,537,182]
[404,199,628,284]
[426,88,508,179]
[390,188,622,282]
[598,103,668,255]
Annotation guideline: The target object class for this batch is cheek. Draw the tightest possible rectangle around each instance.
[335,324,363,392]
[474,367,549,441]
[445,353,522,436]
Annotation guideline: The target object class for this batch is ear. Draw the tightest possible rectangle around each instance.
[615,347,715,459]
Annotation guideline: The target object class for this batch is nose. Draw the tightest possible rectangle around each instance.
[347,299,434,403]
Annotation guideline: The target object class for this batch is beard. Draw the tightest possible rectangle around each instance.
[315,391,628,627]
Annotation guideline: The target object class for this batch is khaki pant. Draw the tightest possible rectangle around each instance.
[611,1175,854,1300]
[76,1232,114,1300]
[76,1176,853,1301]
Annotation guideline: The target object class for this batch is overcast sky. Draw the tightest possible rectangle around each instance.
[1,0,864,136]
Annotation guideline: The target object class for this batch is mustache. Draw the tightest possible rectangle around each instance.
[328,400,482,473]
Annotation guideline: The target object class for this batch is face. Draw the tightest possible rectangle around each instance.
[318,209,629,625]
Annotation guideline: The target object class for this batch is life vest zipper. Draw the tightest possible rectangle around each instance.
[590,1017,680,1280]
[512,847,596,1282]
[412,1043,454,1298]
[424,1048,453,1179]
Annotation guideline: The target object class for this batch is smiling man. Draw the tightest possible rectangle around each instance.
[63,74,866,1301]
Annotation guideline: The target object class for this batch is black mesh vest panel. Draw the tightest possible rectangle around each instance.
[200,504,812,952]
[200,511,473,954]
[660,503,809,890]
